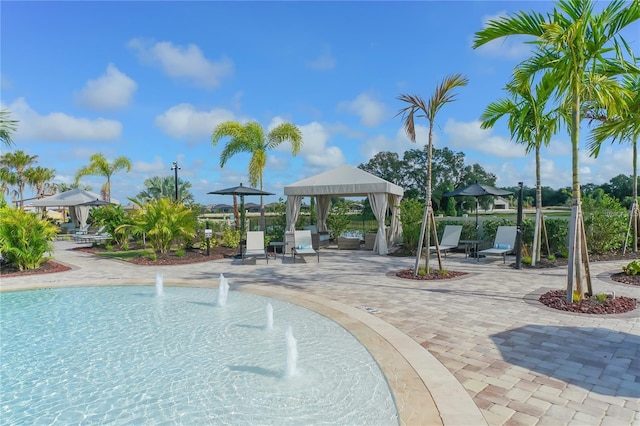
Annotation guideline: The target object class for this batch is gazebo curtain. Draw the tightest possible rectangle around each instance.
[316,195,331,232]
[286,195,302,232]
[388,193,403,245]
[368,192,388,255]
[69,205,90,229]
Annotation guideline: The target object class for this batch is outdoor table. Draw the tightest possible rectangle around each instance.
[460,239,482,262]
[269,241,285,259]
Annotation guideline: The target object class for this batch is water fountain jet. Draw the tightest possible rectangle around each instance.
[285,325,298,377]
[266,303,273,330]
[217,274,229,306]
[155,272,164,296]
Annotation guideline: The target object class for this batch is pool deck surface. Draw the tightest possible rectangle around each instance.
[1,241,639,426]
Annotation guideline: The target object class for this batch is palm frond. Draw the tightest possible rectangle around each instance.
[266,123,303,154]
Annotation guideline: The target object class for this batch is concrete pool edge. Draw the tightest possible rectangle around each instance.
[239,283,486,426]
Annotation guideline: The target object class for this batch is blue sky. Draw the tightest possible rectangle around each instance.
[2,1,638,206]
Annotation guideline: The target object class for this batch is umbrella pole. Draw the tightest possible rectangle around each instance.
[475,197,480,261]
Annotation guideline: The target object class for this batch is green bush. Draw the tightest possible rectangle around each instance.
[399,198,424,253]
[0,206,58,271]
[222,228,240,248]
[117,198,198,254]
[545,218,569,257]
[327,200,351,239]
[622,260,640,276]
[582,192,627,254]
[90,205,129,247]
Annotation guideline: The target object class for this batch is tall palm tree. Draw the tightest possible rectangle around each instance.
[212,121,303,231]
[25,166,57,198]
[0,108,18,148]
[480,73,559,266]
[473,0,639,301]
[75,153,132,202]
[397,73,468,276]
[0,150,38,208]
[588,74,640,253]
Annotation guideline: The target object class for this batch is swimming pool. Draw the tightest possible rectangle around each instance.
[1,286,398,425]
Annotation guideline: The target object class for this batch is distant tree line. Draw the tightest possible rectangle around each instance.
[359,145,637,214]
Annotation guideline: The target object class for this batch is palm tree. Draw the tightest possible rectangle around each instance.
[75,153,132,202]
[135,175,195,204]
[24,166,57,198]
[0,150,38,208]
[54,182,93,193]
[212,121,303,231]
[397,73,468,276]
[0,108,18,148]
[588,74,640,253]
[473,0,639,301]
[480,73,559,266]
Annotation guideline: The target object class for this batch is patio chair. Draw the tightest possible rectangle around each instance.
[292,230,319,263]
[242,231,268,264]
[478,226,517,263]
[72,225,105,242]
[429,225,462,258]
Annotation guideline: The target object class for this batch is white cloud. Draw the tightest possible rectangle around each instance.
[359,125,428,160]
[7,98,122,141]
[155,103,247,141]
[76,63,137,110]
[337,93,387,127]
[128,38,233,88]
[444,118,526,158]
[132,156,165,174]
[306,44,336,70]
[298,121,345,167]
[267,154,289,171]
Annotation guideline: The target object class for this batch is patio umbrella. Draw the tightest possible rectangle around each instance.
[443,181,513,244]
[207,183,274,251]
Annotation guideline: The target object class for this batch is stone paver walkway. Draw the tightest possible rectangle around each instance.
[2,241,639,425]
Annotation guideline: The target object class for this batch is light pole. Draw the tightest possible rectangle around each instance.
[171,161,180,201]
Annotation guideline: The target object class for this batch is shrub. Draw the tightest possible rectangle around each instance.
[327,200,351,239]
[582,192,627,254]
[622,260,640,276]
[175,249,185,257]
[399,198,424,253]
[0,206,58,271]
[90,205,129,247]
[117,198,198,254]
[222,228,240,248]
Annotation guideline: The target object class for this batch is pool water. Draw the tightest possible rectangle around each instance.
[1,286,398,425]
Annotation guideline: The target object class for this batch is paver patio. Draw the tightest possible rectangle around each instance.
[2,240,638,425]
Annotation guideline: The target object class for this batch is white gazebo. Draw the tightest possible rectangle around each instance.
[284,165,404,255]
[30,188,119,230]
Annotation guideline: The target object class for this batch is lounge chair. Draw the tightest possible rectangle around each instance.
[73,225,106,243]
[478,226,517,263]
[242,231,268,264]
[429,225,462,258]
[292,230,319,263]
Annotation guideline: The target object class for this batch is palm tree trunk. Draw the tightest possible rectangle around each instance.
[532,145,542,266]
[566,86,587,302]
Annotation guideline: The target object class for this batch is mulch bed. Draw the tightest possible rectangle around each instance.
[539,289,637,314]
[1,260,72,277]
[395,269,468,280]
[74,245,239,266]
